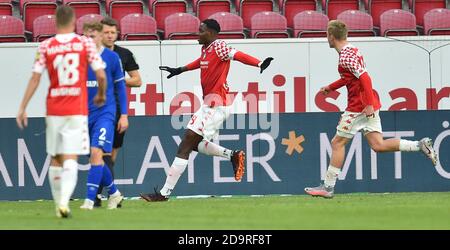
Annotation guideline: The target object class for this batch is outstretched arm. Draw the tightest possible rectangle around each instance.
[329,78,347,91]
[320,78,347,95]
[159,58,201,79]
[233,51,273,73]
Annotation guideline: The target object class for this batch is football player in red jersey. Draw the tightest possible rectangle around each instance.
[141,19,273,202]
[16,6,106,217]
[305,20,438,198]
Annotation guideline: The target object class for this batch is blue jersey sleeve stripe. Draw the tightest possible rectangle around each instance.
[114,77,125,83]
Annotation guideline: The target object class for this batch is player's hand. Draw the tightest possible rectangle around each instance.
[363,105,375,118]
[320,86,331,95]
[259,57,273,73]
[16,108,28,130]
[93,94,106,107]
[159,66,182,79]
[117,115,129,134]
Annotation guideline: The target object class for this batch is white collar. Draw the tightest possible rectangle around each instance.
[55,33,76,43]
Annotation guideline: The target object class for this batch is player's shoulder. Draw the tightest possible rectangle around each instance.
[341,44,358,54]
[339,44,360,60]
[114,44,133,56]
[78,34,92,44]
[39,37,54,48]
[104,47,122,62]
[212,39,229,49]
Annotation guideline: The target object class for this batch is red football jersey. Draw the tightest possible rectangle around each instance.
[338,44,381,112]
[33,33,104,116]
[199,39,237,106]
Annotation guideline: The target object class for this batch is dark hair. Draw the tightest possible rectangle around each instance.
[202,19,221,33]
[101,17,118,29]
[55,5,75,28]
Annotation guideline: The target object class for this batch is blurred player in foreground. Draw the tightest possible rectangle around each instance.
[140,19,273,202]
[80,22,126,210]
[305,20,438,199]
[16,6,106,217]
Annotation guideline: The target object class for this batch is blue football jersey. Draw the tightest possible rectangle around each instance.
[87,47,125,121]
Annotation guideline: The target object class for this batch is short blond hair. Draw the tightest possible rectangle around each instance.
[83,21,103,32]
[328,20,348,40]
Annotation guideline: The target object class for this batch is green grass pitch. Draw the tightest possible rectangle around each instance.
[1,192,449,229]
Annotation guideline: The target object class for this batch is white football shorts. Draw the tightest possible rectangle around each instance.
[336,110,382,139]
[45,115,89,156]
[187,105,231,141]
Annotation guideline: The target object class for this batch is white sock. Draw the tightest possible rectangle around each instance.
[48,166,62,207]
[59,159,78,208]
[160,157,188,196]
[197,140,233,160]
[110,190,121,197]
[324,165,341,188]
[399,139,420,152]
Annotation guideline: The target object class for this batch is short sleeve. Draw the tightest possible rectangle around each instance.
[32,41,48,74]
[339,47,367,78]
[214,40,237,61]
[123,49,139,71]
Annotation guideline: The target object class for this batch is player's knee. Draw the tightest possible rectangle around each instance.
[176,144,193,159]
[370,142,384,153]
[90,147,104,165]
[331,137,347,150]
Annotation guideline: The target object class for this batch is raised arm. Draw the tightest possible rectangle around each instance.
[233,51,273,73]
[159,57,201,79]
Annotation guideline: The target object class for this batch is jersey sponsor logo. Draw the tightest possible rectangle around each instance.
[50,87,81,97]
[200,60,208,69]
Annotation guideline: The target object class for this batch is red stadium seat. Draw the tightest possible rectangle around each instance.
[21,0,57,32]
[192,0,231,21]
[424,8,450,35]
[209,12,246,38]
[76,13,103,34]
[380,9,418,36]
[120,13,159,40]
[293,10,328,37]
[337,10,376,36]
[412,0,447,26]
[33,14,56,42]
[280,0,319,28]
[368,0,403,27]
[250,11,289,38]
[325,0,359,20]
[0,15,26,42]
[164,12,200,40]
[239,0,274,28]
[105,0,144,28]
[149,0,188,31]
[0,0,12,16]
[63,0,101,19]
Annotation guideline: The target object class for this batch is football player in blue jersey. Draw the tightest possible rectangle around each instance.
[80,21,128,210]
